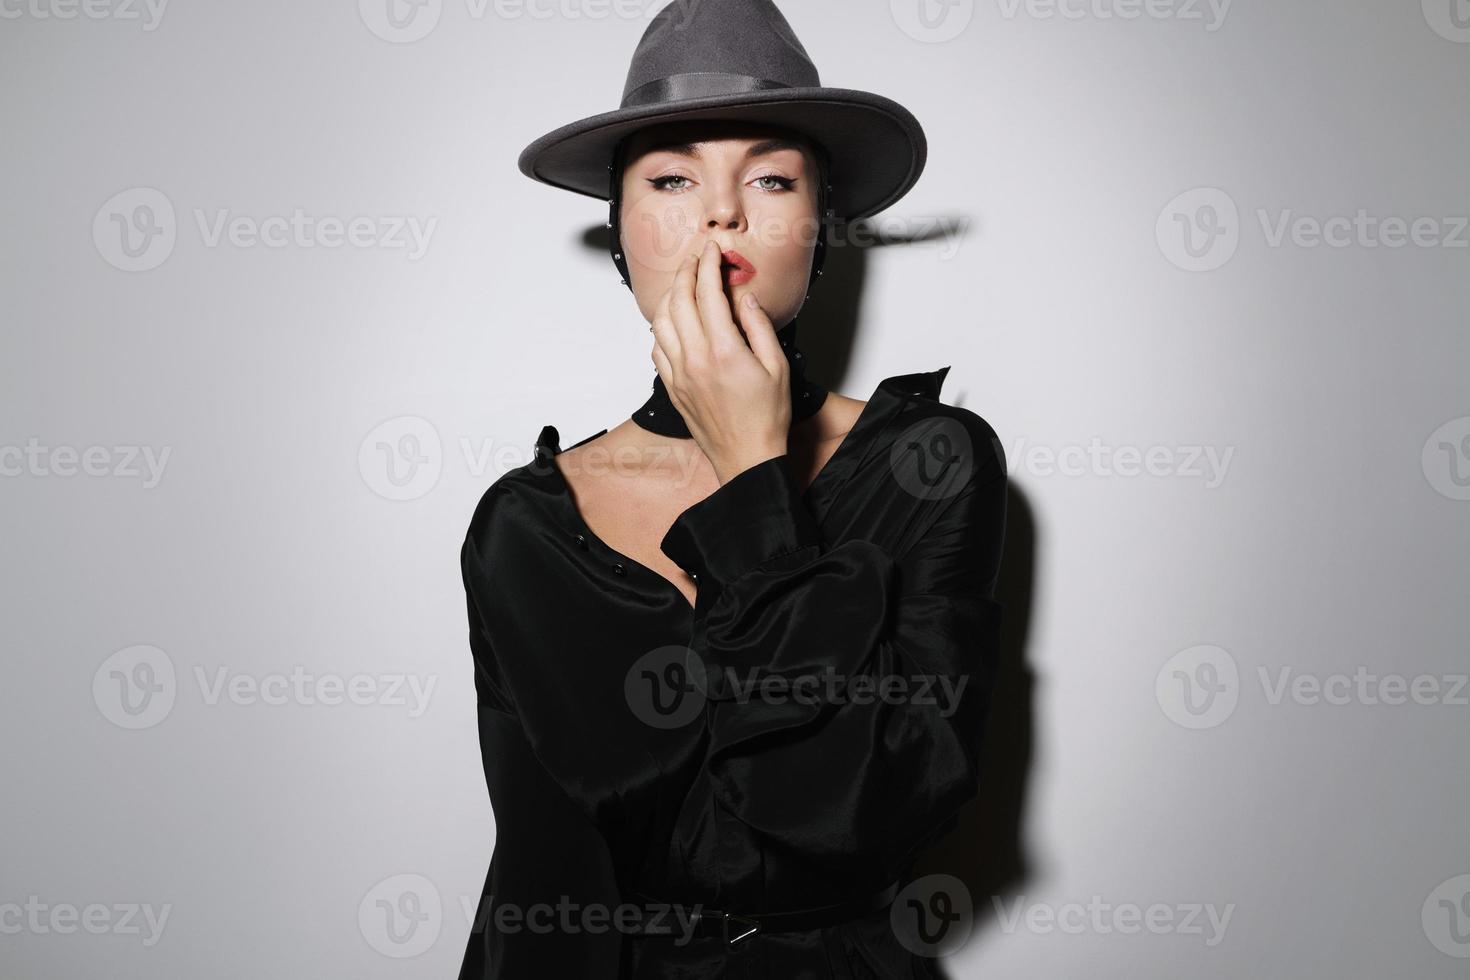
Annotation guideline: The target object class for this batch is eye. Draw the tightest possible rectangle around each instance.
[648,174,798,194]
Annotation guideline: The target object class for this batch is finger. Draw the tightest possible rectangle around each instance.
[694,239,742,355]
[668,248,706,361]
[734,291,784,379]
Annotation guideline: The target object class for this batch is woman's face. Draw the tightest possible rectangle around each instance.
[617,121,822,330]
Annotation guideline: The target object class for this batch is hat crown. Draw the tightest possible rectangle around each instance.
[620,0,820,108]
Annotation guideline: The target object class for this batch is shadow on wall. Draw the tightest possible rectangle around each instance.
[583,216,1035,975]
[913,486,1037,978]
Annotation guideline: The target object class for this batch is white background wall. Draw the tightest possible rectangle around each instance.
[3,1,1468,977]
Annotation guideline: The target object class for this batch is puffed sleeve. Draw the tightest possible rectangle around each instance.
[458,534,625,978]
[658,422,1007,877]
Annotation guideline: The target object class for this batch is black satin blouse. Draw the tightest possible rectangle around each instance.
[457,364,1008,979]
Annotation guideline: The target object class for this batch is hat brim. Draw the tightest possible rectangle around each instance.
[517,87,926,222]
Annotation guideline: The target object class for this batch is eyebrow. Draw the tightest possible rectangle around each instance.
[638,137,806,161]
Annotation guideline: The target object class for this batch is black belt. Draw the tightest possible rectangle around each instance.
[628,880,901,947]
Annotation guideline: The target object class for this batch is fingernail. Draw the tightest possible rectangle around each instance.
[744,293,758,309]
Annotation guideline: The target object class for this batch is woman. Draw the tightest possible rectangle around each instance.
[459,1,1008,976]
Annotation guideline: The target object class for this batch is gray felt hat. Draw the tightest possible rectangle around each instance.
[517,0,927,222]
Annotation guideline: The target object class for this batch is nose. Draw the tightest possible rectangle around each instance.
[703,178,747,235]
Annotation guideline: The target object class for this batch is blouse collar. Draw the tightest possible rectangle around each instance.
[533,364,954,469]
[630,319,829,439]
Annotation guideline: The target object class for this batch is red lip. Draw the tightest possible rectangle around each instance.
[720,249,757,274]
[719,249,757,286]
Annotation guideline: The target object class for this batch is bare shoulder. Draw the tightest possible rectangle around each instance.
[826,391,868,432]
[807,390,866,447]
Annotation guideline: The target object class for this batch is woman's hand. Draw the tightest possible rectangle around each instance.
[650,240,790,486]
